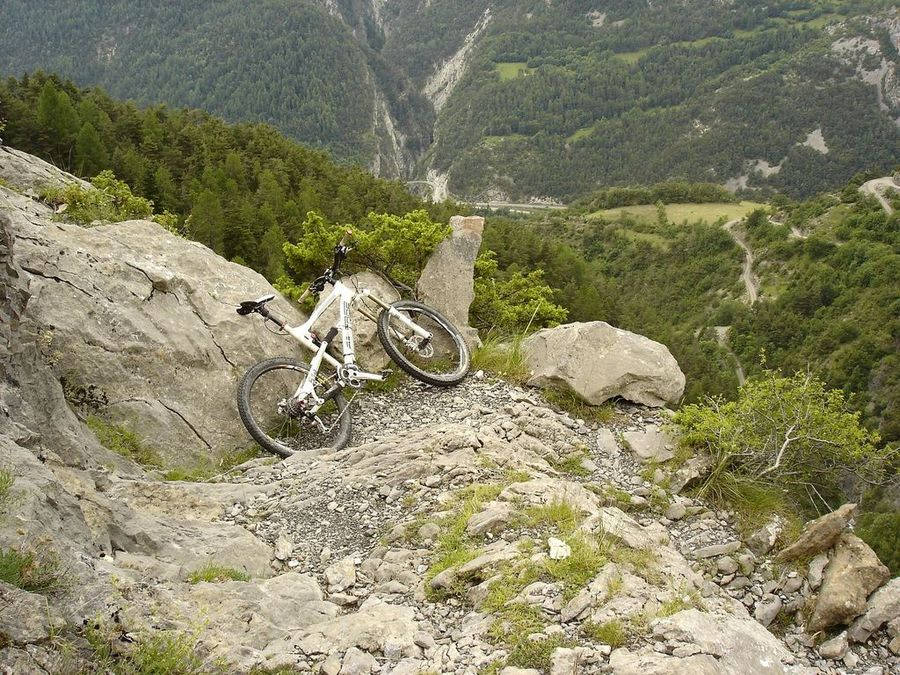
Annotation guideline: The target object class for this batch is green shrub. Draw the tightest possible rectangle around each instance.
[187,564,250,584]
[676,371,891,513]
[857,511,900,575]
[471,251,567,333]
[283,209,449,290]
[86,416,163,468]
[41,170,154,224]
[0,548,66,594]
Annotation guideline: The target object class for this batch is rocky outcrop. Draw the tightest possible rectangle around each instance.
[807,534,891,632]
[417,214,483,348]
[523,321,685,407]
[2,177,303,462]
[0,145,90,192]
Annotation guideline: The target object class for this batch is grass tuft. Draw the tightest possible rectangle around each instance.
[0,547,67,594]
[471,336,530,384]
[186,564,250,584]
[163,446,264,482]
[542,388,615,424]
[86,622,206,674]
[0,469,13,507]
[87,416,163,469]
[582,619,626,647]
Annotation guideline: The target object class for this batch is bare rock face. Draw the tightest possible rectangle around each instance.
[808,533,890,633]
[777,503,857,562]
[311,271,399,371]
[4,192,304,462]
[417,215,483,348]
[0,145,90,192]
[523,321,685,407]
[611,608,802,674]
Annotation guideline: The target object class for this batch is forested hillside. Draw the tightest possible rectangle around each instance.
[2,0,897,201]
[0,0,433,177]
[0,73,452,281]
[483,178,899,446]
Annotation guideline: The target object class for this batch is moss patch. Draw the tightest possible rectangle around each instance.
[187,564,250,584]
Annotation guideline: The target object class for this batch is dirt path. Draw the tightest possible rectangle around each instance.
[859,177,897,214]
[723,219,759,305]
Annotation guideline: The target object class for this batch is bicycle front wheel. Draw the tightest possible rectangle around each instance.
[237,357,351,457]
[377,300,470,386]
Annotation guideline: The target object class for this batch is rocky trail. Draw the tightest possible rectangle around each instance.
[1,148,898,674]
[723,219,759,306]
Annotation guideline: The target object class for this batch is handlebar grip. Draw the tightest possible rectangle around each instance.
[297,287,312,303]
[339,228,353,247]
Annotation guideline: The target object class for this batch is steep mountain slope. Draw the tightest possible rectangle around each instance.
[0,0,431,177]
[2,1,896,199]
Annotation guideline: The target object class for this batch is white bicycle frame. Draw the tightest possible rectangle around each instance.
[284,279,431,411]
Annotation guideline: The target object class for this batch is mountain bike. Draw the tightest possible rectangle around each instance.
[235,230,471,456]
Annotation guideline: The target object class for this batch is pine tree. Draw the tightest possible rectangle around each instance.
[188,190,225,253]
[74,122,108,176]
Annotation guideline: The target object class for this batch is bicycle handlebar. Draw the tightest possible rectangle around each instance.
[339,228,353,247]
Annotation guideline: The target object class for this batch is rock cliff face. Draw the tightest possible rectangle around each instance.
[2,163,303,462]
[0,149,897,674]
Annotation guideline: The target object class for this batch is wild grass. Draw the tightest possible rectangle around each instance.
[589,201,765,225]
[0,469,13,507]
[163,445,264,482]
[87,416,163,469]
[86,623,206,674]
[582,619,626,647]
[494,62,534,81]
[692,472,803,543]
[186,564,250,584]
[550,451,592,478]
[0,547,67,594]
[471,336,530,383]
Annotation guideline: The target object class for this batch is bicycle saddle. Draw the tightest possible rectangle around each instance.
[237,293,275,315]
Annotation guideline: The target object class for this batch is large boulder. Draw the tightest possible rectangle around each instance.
[310,271,399,371]
[523,321,685,407]
[0,145,90,192]
[4,185,304,462]
[807,533,890,632]
[417,215,483,348]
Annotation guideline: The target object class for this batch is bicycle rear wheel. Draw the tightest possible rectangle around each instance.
[377,300,470,386]
[237,356,351,457]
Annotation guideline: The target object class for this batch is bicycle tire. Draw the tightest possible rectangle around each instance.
[377,300,470,386]
[237,356,351,457]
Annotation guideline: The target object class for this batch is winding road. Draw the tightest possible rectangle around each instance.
[858,176,897,214]
[723,219,759,306]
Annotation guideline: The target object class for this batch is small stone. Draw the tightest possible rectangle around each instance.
[717,556,739,575]
[274,533,293,561]
[324,556,356,592]
[807,553,828,590]
[665,502,687,521]
[549,647,580,675]
[340,646,376,674]
[418,522,441,540]
[818,632,849,660]
[781,576,803,594]
[548,537,571,561]
[754,594,783,627]
[693,541,741,559]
